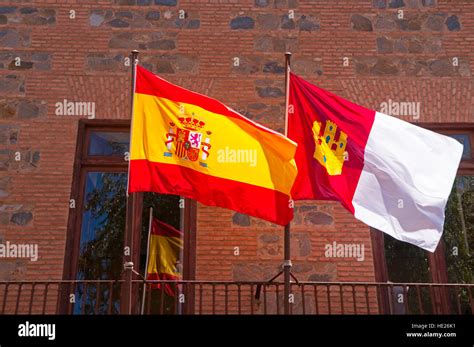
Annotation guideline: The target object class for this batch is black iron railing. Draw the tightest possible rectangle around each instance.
[0,280,472,315]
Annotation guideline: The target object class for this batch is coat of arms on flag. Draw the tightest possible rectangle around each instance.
[312,120,348,176]
[165,114,212,167]
[129,65,298,226]
[288,72,463,252]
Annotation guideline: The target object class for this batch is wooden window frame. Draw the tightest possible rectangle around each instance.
[371,123,474,313]
[60,119,197,314]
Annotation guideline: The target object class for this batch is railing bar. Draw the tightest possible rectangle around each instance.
[42,283,49,315]
[428,285,436,314]
[250,284,254,315]
[301,284,306,315]
[365,285,370,315]
[1,284,9,314]
[212,284,216,315]
[276,284,280,315]
[237,284,241,315]
[339,284,344,315]
[404,285,410,314]
[95,281,101,315]
[263,284,267,315]
[174,283,179,315]
[375,283,382,315]
[70,281,77,315]
[289,283,293,315]
[314,285,319,314]
[224,284,228,315]
[327,284,331,315]
[182,283,186,314]
[107,281,113,315]
[352,284,357,315]
[81,282,88,315]
[416,285,424,315]
[146,282,152,315]
[28,283,36,315]
[467,286,473,314]
[388,284,395,314]
[15,283,23,314]
[455,286,462,314]
[159,283,165,315]
[199,283,203,315]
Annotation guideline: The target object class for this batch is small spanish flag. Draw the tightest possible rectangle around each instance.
[129,66,298,226]
[146,218,183,296]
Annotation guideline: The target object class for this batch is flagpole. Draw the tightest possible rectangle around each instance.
[283,51,292,315]
[140,207,153,315]
[126,49,139,198]
[123,49,139,315]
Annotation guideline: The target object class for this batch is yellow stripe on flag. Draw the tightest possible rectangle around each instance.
[131,93,297,195]
[147,234,183,278]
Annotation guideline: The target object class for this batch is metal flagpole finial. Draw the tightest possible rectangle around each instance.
[131,50,139,65]
[285,52,292,74]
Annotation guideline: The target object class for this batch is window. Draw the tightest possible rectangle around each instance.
[443,175,473,284]
[371,124,474,314]
[61,120,196,314]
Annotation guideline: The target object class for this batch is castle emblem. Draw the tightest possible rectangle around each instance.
[164,113,212,168]
[312,120,348,175]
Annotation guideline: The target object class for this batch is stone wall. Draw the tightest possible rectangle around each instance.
[0,0,472,284]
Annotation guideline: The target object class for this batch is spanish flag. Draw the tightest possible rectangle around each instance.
[146,218,182,296]
[129,66,298,225]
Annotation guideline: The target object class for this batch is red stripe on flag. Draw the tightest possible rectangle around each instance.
[288,73,376,213]
[151,218,183,238]
[135,65,283,137]
[129,159,292,226]
[146,272,180,296]
[146,272,180,282]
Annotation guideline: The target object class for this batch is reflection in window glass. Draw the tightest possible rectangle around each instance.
[384,234,431,283]
[384,234,431,314]
[447,134,471,160]
[443,176,473,314]
[74,172,127,314]
[88,131,129,156]
[139,193,182,314]
[444,176,473,284]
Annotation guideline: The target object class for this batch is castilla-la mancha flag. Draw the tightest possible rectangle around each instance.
[129,66,298,225]
[288,73,463,252]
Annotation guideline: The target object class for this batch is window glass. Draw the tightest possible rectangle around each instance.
[75,172,127,314]
[444,175,474,284]
[383,230,432,314]
[443,175,473,314]
[88,131,130,156]
[447,134,471,160]
[139,193,182,314]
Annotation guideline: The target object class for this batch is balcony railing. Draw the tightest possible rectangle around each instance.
[0,280,472,315]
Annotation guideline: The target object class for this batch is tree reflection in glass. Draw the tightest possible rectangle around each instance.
[444,175,473,313]
[74,172,127,314]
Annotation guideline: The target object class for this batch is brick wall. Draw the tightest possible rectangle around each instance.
[0,0,472,285]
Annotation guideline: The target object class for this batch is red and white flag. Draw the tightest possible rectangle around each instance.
[288,73,463,252]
